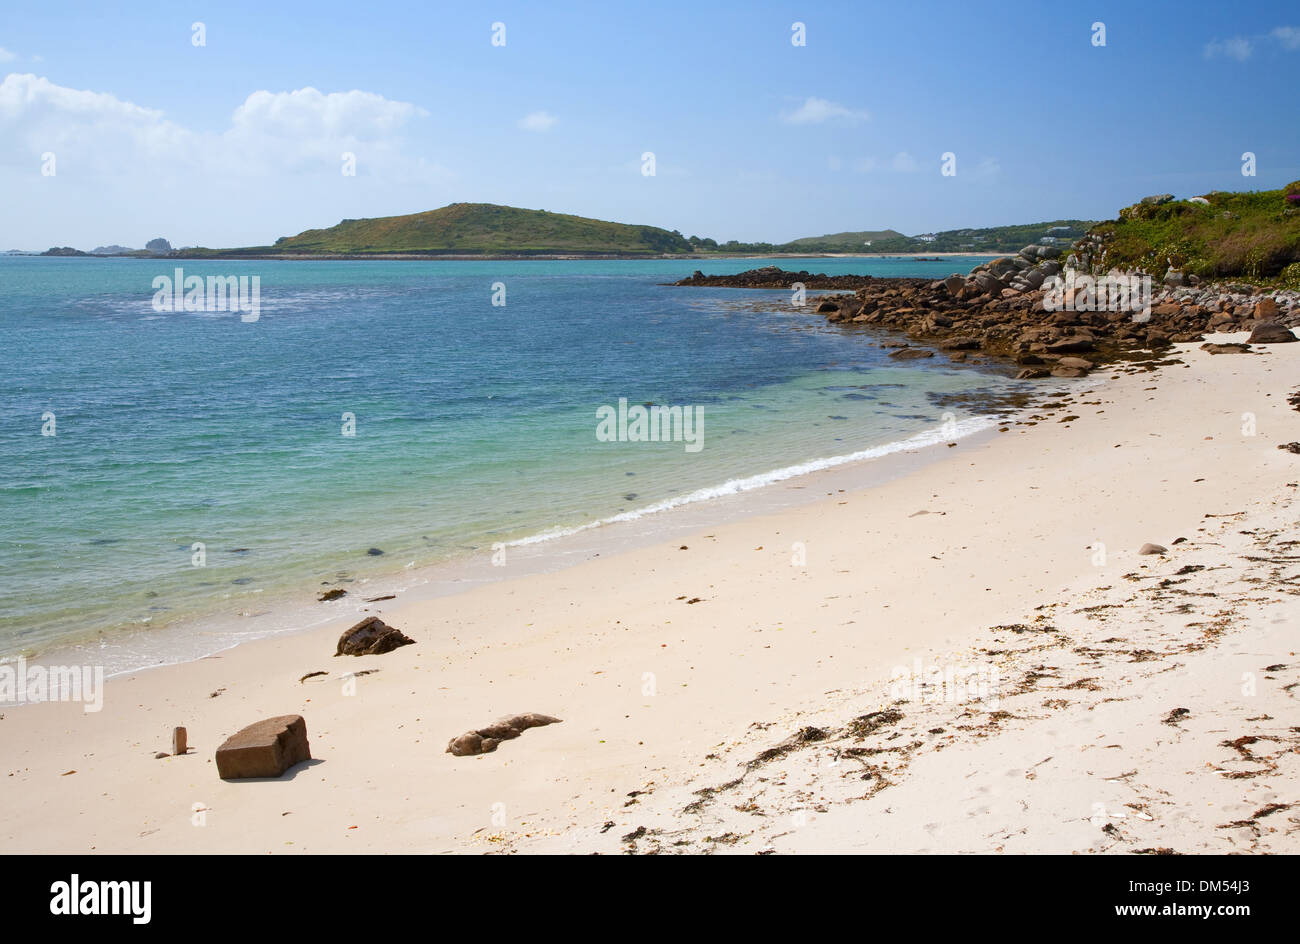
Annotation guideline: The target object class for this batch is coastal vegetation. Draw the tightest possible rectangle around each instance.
[1086,185,1300,283]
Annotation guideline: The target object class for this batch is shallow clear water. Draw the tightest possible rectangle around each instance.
[1,254,1014,664]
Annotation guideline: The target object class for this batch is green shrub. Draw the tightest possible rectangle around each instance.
[1091,185,1300,281]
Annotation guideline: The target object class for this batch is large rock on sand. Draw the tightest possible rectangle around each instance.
[216,715,311,779]
[1247,321,1297,344]
[447,713,562,756]
[335,616,415,656]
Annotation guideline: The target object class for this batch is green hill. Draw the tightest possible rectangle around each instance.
[786,229,905,249]
[1086,185,1300,283]
[863,220,1095,254]
[268,203,691,255]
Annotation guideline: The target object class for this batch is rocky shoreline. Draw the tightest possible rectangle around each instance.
[671,268,883,289]
[675,261,1300,378]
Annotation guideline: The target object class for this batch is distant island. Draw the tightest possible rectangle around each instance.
[181,204,693,259]
[30,203,1097,261]
[28,184,1300,285]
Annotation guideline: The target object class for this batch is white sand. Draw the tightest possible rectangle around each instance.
[1,334,1297,854]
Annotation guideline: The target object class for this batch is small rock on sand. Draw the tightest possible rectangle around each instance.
[1139,543,1167,555]
[335,616,415,657]
[446,713,562,757]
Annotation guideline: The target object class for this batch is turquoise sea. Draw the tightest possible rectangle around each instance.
[1,254,1017,670]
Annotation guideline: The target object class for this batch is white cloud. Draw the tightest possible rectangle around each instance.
[231,87,425,138]
[1204,37,1253,60]
[0,47,17,62]
[517,110,558,132]
[0,73,188,168]
[975,157,1001,177]
[850,153,933,174]
[0,75,430,176]
[225,87,428,173]
[1272,26,1300,50]
[782,97,869,125]
[891,151,918,173]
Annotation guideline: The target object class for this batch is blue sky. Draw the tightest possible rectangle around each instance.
[2,0,1298,248]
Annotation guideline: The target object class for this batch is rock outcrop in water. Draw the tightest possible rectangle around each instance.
[672,266,877,289]
[677,248,1300,376]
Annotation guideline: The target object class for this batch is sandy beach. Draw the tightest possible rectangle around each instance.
[2,332,1297,855]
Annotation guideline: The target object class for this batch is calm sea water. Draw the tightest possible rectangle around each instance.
[1,254,1014,667]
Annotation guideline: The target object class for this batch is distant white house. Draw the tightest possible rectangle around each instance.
[916,234,936,242]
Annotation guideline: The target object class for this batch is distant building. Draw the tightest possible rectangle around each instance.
[916,234,936,243]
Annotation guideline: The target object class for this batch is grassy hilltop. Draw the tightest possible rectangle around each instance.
[265,203,692,256]
[1087,184,1300,285]
[784,229,906,249]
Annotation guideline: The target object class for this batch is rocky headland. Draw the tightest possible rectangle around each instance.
[675,255,1300,378]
